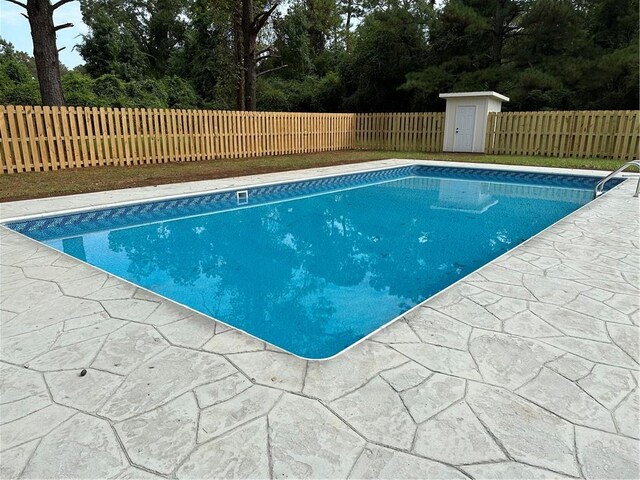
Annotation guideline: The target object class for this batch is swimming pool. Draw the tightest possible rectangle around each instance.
[7,165,620,359]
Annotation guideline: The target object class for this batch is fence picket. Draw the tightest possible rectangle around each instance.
[41,107,57,170]
[75,107,89,168]
[0,106,14,172]
[15,106,32,172]
[31,107,46,170]
[23,106,41,171]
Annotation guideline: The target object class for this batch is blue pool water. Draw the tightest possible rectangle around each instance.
[8,166,614,359]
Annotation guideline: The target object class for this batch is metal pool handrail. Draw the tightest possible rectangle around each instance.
[594,160,640,198]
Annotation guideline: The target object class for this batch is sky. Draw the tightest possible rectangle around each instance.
[1,0,88,68]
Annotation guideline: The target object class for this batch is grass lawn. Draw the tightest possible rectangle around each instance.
[0,150,625,202]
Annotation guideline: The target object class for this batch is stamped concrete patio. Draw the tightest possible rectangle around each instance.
[0,160,638,480]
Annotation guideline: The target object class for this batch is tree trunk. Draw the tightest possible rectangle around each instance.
[241,0,256,111]
[234,14,245,111]
[243,36,257,111]
[344,0,352,52]
[27,0,65,105]
[491,1,505,66]
[490,0,522,67]
[238,0,279,111]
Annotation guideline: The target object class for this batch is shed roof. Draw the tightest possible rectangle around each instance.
[439,91,509,102]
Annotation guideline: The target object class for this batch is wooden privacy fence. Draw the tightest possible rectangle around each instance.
[485,110,639,160]
[355,112,445,152]
[1,106,638,174]
[0,106,356,174]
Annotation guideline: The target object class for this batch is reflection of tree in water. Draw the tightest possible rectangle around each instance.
[105,179,584,357]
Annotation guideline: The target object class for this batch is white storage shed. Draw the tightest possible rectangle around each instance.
[439,91,509,153]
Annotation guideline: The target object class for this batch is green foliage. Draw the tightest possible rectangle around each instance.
[91,74,128,106]
[162,76,199,108]
[257,72,345,111]
[509,68,572,111]
[59,70,199,108]
[514,0,587,62]
[0,40,41,105]
[341,6,428,111]
[589,0,639,49]
[574,43,640,110]
[78,8,149,81]
[62,71,99,106]
[124,79,169,108]
[272,4,314,78]
[169,0,237,107]
[402,0,639,111]
[304,0,342,54]
[256,77,292,111]
[1,81,41,105]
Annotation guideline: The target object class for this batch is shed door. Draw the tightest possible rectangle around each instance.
[453,106,476,152]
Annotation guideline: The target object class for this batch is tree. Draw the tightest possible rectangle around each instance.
[588,0,639,50]
[0,39,41,104]
[342,5,428,111]
[78,9,149,81]
[145,0,190,76]
[338,0,366,51]
[171,0,237,107]
[305,0,342,55]
[401,0,557,110]
[62,70,98,105]
[79,0,190,79]
[236,0,282,110]
[271,4,314,79]
[3,0,75,105]
[270,0,342,78]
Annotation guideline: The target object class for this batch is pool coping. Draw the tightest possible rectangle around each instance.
[0,160,635,361]
[1,159,638,479]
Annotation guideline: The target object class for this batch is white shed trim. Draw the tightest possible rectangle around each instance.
[439,91,510,102]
